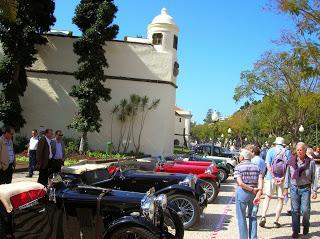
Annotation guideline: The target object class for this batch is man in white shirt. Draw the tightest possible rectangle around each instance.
[51,130,65,173]
[26,129,39,177]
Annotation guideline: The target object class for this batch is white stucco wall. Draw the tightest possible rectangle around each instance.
[19,35,178,156]
[174,114,186,146]
[174,110,192,147]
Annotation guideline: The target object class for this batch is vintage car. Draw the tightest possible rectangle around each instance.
[193,144,237,159]
[0,176,183,239]
[61,163,207,229]
[154,160,220,203]
[180,154,236,182]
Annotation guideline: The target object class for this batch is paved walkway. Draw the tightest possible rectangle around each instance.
[12,173,320,239]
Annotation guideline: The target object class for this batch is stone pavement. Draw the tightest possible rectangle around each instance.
[12,172,320,239]
[183,178,320,239]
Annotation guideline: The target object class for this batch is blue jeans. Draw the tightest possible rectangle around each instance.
[28,150,37,176]
[290,185,311,233]
[236,187,258,239]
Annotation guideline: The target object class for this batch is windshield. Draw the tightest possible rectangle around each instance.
[84,168,110,184]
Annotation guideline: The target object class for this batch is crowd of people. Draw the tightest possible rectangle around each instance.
[234,137,319,239]
[0,127,65,186]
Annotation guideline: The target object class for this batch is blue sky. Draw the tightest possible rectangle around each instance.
[54,0,294,123]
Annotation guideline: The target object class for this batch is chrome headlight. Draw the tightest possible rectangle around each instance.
[205,165,213,174]
[155,194,167,210]
[141,195,155,221]
[179,174,197,189]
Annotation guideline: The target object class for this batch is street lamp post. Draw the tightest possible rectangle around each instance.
[210,111,219,146]
[227,128,232,148]
[299,125,304,141]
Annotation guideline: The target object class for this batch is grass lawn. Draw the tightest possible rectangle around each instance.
[174,146,191,154]
[16,151,133,167]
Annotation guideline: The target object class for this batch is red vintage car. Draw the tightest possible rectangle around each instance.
[155,161,219,203]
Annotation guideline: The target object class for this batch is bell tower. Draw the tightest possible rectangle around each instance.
[148,8,180,82]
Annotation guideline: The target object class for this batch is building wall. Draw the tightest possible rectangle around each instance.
[20,35,177,156]
[174,114,186,146]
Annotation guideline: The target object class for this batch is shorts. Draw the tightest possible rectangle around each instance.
[264,179,284,198]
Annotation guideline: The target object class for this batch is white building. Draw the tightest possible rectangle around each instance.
[17,8,180,156]
[174,106,192,147]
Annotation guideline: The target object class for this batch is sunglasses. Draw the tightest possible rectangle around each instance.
[58,134,63,136]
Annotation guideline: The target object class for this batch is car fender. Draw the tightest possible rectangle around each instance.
[103,216,160,238]
[197,174,220,188]
[154,185,196,198]
[218,164,230,173]
[197,173,216,181]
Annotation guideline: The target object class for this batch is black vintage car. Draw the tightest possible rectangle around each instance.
[194,144,237,159]
[0,175,183,239]
[61,163,207,229]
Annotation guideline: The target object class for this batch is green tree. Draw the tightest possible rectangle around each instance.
[69,0,119,154]
[234,50,320,141]
[0,0,55,130]
[203,108,213,123]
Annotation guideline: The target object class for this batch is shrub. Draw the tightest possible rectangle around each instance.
[13,135,29,153]
[64,137,80,156]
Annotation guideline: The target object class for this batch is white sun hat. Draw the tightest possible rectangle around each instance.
[273,137,285,146]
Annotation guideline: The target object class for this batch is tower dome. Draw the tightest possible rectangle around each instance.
[147,8,179,53]
[151,8,177,26]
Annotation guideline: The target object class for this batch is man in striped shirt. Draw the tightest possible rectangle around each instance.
[234,148,263,239]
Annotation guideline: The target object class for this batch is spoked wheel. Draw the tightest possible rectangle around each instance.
[200,179,218,203]
[218,169,228,182]
[109,226,157,239]
[163,207,184,239]
[168,194,200,229]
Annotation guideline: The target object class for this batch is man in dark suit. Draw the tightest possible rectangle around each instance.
[36,129,53,185]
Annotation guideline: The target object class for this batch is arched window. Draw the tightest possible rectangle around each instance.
[152,33,163,45]
[173,35,178,50]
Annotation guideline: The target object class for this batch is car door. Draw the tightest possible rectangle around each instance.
[12,197,56,239]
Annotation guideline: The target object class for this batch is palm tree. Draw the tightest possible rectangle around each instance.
[0,0,17,22]
[135,97,160,155]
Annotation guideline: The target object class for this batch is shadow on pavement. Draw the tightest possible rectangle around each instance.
[272,231,320,239]
[213,195,235,205]
[219,184,236,192]
[188,214,233,232]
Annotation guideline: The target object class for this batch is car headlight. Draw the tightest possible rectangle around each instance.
[141,195,155,221]
[205,165,213,174]
[155,194,167,210]
[179,174,197,189]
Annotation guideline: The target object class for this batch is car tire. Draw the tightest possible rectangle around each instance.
[164,207,184,239]
[167,194,200,230]
[218,168,228,182]
[109,226,157,239]
[199,179,219,203]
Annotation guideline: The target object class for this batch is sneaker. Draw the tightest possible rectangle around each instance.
[303,227,309,235]
[25,175,33,178]
[291,232,299,238]
[273,222,281,228]
[259,216,266,227]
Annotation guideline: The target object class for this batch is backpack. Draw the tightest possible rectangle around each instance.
[271,148,288,178]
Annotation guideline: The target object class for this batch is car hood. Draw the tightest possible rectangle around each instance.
[60,186,145,211]
[122,170,188,181]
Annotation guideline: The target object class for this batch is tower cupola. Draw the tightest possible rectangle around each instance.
[148,8,179,53]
